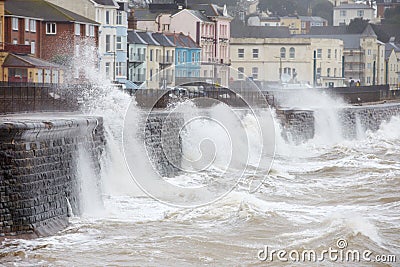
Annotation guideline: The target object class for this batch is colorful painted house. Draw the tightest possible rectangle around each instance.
[165,32,201,85]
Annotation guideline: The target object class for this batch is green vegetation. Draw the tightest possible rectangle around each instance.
[384,6,400,25]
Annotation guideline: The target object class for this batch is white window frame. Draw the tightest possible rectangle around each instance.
[252,67,259,80]
[75,23,81,35]
[30,20,36,32]
[46,23,56,35]
[12,39,17,45]
[31,41,35,54]
[12,18,18,31]
[357,10,364,17]
[253,48,259,59]
[238,48,244,58]
[238,67,244,80]
[105,11,110,25]
[116,11,123,25]
[280,47,286,58]
[106,35,111,52]
[317,49,322,59]
[25,18,29,32]
[289,47,295,59]
[85,24,89,36]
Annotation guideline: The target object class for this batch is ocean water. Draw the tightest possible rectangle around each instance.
[1,89,399,266]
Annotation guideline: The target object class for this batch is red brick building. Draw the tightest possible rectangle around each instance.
[4,0,99,63]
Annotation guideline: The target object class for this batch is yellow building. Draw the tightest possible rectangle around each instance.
[280,16,302,35]
[0,52,63,84]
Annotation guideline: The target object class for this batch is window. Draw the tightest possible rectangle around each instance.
[183,51,187,62]
[328,49,331,59]
[367,49,371,55]
[85,24,89,36]
[316,67,321,78]
[75,23,80,35]
[25,19,29,31]
[253,49,259,58]
[46,23,56,34]
[340,10,346,16]
[105,62,110,79]
[89,25,95,37]
[252,67,258,80]
[116,62,125,77]
[116,11,123,25]
[238,67,244,80]
[106,11,110,25]
[289,47,295,58]
[327,68,331,77]
[280,47,286,58]
[106,35,111,52]
[12,39,17,44]
[317,49,322,59]
[335,49,337,59]
[238,48,244,58]
[191,52,195,62]
[12,18,18,30]
[177,51,181,63]
[367,63,372,69]
[30,20,36,32]
[31,41,35,54]
[357,10,364,17]
[116,36,122,50]
[367,76,371,83]
[25,40,29,45]
[150,49,153,61]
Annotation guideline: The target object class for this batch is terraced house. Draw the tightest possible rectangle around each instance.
[2,0,99,83]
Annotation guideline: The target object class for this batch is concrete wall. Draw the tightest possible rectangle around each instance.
[0,116,104,239]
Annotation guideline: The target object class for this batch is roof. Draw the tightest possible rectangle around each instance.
[91,0,118,7]
[5,0,98,24]
[136,31,160,45]
[127,30,147,44]
[310,25,350,35]
[296,34,361,49]
[3,53,61,68]
[334,3,374,9]
[189,3,231,18]
[134,9,163,21]
[230,19,291,38]
[171,9,212,22]
[152,32,175,47]
[165,33,200,48]
[371,24,400,43]
[298,16,327,23]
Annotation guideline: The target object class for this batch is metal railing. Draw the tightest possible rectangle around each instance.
[0,82,78,114]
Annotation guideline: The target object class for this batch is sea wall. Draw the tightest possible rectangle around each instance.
[278,103,400,142]
[0,116,104,238]
[143,112,183,177]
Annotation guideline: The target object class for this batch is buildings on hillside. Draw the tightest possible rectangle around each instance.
[333,3,375,26]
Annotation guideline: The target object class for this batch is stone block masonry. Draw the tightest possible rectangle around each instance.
[277,103,400,142]
[0,115,105,239]
[143,112,183,177]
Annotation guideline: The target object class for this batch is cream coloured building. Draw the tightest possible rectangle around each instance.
[333,3,375,26]
[230,33,345,87]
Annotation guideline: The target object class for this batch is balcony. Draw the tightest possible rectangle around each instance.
[1,43,31,54]
[159,56,174,66]
[130,53,145,63]
[133,73,146,83]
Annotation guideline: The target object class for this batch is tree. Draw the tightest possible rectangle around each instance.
[258,0,307,16]
[383,6,400,25]
[347,17,369,33]
[312,1,333,25]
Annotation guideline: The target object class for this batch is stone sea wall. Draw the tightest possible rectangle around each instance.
[278,103,400,142]
[143,112,183,177]
[0,116,104,238]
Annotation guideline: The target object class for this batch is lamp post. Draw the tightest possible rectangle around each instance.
[274,56,282,82]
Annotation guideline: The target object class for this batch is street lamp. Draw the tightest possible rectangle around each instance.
[274,56,282,82]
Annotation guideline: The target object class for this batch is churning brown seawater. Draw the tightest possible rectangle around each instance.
[1,112,400,267]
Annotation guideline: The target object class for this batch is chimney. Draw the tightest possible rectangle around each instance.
[128,9,137,30]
